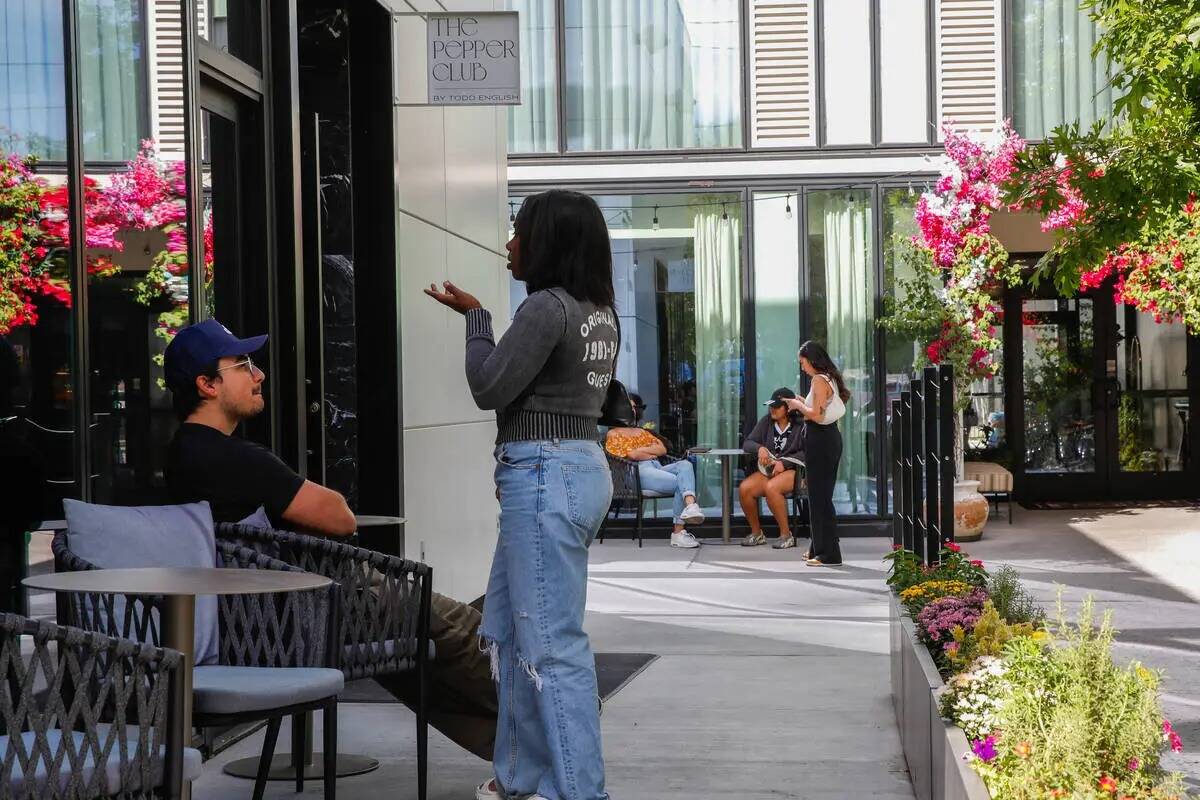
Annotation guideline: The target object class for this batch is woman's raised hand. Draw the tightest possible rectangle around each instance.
[424,280,482,314]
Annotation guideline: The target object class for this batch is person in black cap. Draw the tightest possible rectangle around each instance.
[737,387,805,549]
[163,319,355,535]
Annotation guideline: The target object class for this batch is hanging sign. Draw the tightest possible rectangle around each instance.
[427,12,520,106]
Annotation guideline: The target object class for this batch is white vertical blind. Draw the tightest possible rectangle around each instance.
[821,0,873,145]
[936,0,1003,135]
[880,0,929,143]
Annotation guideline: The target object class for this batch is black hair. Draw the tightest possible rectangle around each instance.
[514,190,615,309]
[168,360,220,421]
[629,392,646,424]
[799,340,852,403]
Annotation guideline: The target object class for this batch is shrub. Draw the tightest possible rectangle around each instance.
[917,589,988,671]
[970,598,1189,799]
[938,655,1009,742]
[884,543,989,594]
[899,579,975,614]
[946,601,1043,669]
[986,565,1044,626]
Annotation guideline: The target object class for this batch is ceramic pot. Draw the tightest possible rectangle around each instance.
[953,480,989,542]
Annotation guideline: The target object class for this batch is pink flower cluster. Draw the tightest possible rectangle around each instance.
[1163,719,1184,752]
[1040,166,1091,232]
[916,589,989,645]
[915,123,1025,268]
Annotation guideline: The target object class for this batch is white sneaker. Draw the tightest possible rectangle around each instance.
[670,530,700,549]
[475,779,499,799]
[679,502,705,525]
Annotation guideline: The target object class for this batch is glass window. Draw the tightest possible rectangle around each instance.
[807,189,876,514]
[1021,297,1095,474]
[1,134,81,528]
[1012,0,1116,140]
[821,0,872,145]
[563,0,742,152]
[1116,306,1188,473]
[753,192,800,405]
[509,192,744,513]
[201,0,261,70]
[0,0,148,162]
[879,0,928,143]
[507,0,557,153]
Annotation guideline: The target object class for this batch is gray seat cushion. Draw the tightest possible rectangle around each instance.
[63,499,221,666]
[1,728,202,796]
[192,666,344,715]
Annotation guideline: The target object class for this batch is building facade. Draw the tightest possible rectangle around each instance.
[505,0,1198,517]
[1,0,509,604]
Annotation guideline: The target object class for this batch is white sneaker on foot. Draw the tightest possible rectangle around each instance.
[679,502,705,525]
[475,778,499,799]
[670,530,700,548]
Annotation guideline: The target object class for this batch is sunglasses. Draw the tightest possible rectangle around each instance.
[216,356,259,376]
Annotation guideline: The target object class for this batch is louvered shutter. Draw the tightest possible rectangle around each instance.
[750,0,816,147]
[935,0,1003,135]
[148,0,208,158]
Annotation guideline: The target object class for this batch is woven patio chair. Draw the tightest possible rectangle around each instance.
[215,523,433,800]
[1,612,199,798]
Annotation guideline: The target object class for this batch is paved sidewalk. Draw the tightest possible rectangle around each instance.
[195,537,915,799]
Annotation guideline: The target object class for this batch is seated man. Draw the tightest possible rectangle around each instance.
[163,320,500,765]
[604,393,704,548]
[162,319,355,535]
[739,387,805,550]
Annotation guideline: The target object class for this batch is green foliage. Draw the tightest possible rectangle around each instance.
[985,566,1044,627]
[1004,0,1200,321]
[946,601,1042,669]
[1119,394,1158,472]
[973,597,1189,799]
[883,544,988,594]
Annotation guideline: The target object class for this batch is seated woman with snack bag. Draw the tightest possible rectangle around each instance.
[604,393,705,549]
[738,387,805,550]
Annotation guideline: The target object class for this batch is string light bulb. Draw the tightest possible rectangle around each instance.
[785,195,793,221]
[721,203,728,221]
[509,203,515,223]
[652,206,660,231]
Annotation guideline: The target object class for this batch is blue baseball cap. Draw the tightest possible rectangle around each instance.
[164,319,267,388]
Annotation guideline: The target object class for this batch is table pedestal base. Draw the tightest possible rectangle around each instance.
[224,753,379,780]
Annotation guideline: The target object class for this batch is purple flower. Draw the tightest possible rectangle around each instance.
[917,589,988,645]
[1127,758,1140,772]
[971,736,997,762]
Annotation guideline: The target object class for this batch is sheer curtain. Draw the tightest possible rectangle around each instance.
[507,0,557,153]
[564,0,741,151]
[693,208,742,504]
[1013,0,1115,139]
[0,0,144,160]
[817,193,874,513]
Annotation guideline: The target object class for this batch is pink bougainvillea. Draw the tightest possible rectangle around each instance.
[0,140,208,341]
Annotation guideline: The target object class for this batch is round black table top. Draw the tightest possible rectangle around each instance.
[354,515,406,528]
[24,567,331,596]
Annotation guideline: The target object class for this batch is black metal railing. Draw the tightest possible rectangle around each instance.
[891,365,956,565]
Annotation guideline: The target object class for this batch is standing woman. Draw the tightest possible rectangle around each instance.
[786,341,850,566]
[425,190,616,800]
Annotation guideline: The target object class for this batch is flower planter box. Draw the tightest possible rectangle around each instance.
[890,595,991,800]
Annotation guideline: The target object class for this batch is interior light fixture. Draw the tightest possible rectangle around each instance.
[785,194,793,221]
[509,203,515,223]
[721,203,728,221]
[652,206,660,231]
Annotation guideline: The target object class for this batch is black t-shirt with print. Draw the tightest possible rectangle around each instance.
[771,423,794,456]
[166,422,304,526]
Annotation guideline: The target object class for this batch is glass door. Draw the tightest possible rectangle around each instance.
[1009,289,1197,500]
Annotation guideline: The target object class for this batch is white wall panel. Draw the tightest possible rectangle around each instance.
[880,0,929,142]
[821,0,873,144]
[395,107,447,225]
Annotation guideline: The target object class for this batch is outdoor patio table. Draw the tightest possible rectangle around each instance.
[692,449,746,544]
[25,567,332,800]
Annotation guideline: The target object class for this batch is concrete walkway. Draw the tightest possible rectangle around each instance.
[195,536,915,800]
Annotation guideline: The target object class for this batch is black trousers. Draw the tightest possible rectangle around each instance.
[803,422,843,563]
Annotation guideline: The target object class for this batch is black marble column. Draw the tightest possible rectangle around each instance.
[298,0,358,506]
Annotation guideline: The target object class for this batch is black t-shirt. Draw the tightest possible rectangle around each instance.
[166,423,304,526]
[771,423,794,456]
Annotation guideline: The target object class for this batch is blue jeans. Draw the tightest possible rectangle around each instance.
[636,459,697,524]
[481,439,613,800]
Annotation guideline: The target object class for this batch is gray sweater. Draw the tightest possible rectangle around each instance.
[464,288,618,444]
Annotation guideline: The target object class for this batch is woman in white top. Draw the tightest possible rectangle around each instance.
[785,340,850,566]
